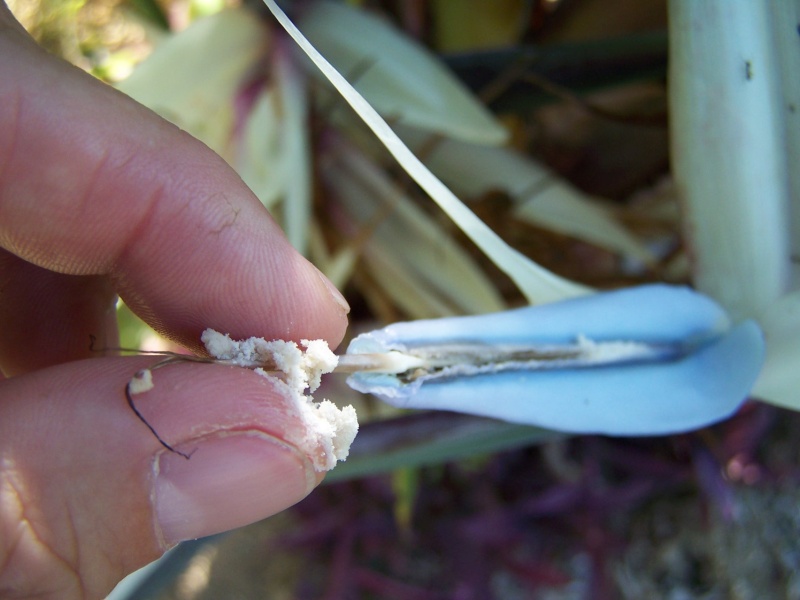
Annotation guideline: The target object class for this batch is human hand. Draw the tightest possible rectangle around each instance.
[0,5,349,598]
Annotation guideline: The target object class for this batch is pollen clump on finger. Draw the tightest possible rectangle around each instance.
[128,368,154,395]
[201,329,359,472]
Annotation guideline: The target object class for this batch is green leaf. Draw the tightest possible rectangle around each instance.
[326,412,562,482]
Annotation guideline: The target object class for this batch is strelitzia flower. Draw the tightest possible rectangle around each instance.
[346,285,763,434]
[118,0,777,436]
[264,0,768,435]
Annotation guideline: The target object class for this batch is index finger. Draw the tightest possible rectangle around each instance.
[0,12,349,357]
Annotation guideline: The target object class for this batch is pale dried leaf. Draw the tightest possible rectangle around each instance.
[308,220,360,290]
[297,0,508,146]
[236,88,284,209]
[275,47,312,254]
[117,8,267,159]
[398,128,654,263]
[321,142,506,317]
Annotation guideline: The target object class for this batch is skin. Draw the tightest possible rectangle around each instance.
[0,4,349,598]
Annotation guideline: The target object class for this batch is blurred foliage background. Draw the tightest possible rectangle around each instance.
[8,1,800,598]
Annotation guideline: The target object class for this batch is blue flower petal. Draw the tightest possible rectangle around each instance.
[346,285,765,435]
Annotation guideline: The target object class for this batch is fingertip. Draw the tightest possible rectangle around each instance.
[153,430,318,546]
[314,267,350,317]
[0,358,340,596]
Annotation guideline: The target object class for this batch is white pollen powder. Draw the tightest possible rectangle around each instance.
[574,335,661,364]
[128,368,154,395]
[201,329,358,471]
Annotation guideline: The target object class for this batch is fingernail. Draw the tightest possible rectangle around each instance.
[153,431,317,545]
[316,269,350,314]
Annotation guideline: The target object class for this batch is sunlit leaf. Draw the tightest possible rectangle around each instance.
[274,46,312,254]
[117,8,268,159]
[297,0,508,146]
[236,87,284,209]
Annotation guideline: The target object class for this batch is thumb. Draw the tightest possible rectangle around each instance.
[0,357,328,600]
